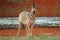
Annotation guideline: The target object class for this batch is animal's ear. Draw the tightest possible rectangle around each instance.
[32,2,36,8]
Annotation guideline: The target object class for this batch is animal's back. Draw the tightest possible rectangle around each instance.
[19,11,30,23]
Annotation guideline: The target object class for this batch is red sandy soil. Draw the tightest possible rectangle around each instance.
[0,27,60,36]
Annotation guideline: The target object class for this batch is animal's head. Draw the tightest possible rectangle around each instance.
[31,2,36,15]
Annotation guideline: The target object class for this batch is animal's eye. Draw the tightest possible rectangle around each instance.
[33,11,35,13]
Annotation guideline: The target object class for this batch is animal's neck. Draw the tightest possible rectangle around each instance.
[29,12,35,20]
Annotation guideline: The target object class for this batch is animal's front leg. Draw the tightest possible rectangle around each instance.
[26,22,31,37]
[30,23,34,36]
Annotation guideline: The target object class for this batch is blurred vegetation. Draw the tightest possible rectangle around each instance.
[0,35,60,40]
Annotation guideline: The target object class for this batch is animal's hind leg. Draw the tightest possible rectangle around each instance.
[16,21,22,36]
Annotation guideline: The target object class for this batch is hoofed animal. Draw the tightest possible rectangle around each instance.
[17,3,36,36]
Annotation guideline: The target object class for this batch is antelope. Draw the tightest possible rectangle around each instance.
[17,3,36,36]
